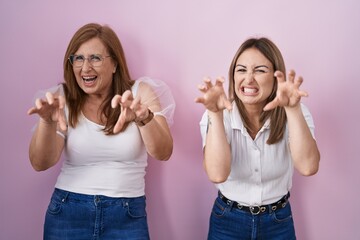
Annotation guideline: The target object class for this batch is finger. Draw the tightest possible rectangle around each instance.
[121,90,134,103]
[45,92,55,105]
[274,71,285,83]
[113,111,126,133]
[287,70,296,83]
[195,97,205,104]
[197,84,208,93]
[27,107,37,115]
[263,99,280,111]
[215,77,225,87]
[298,90,309,97]
[35,98,44,109]
[130,95,141,111]
[111,95,121,108]
[203,77,213,89]
[58,95,65,110]
[294,75,304,88]
[120,91,134,108]
[223,99,233,111]
[58,109,67,131]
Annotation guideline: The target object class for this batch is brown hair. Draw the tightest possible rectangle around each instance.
[228,37,287,144]
[62,23,134,134]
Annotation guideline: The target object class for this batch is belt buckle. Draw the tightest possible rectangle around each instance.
[249,205,261,215]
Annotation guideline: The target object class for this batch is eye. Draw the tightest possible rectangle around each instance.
[90,55,102,62]
[73,55,85,62]
[255,69,266,73]
[236,68,247,73]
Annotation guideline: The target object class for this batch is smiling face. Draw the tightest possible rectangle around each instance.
[234,47,275,109]
[72,37,116,98]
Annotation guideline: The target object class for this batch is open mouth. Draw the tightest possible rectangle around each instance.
[242,86,258,94]
[82,76,97,83]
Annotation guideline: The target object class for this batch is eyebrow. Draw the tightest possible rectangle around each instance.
[236,64,270,69]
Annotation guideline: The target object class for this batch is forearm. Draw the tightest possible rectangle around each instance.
[203,111,231,183]
[29,120,64,171]
[138,116,173,161]
[286,105,320,176]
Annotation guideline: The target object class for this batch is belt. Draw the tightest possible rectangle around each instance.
[219,192,290,215]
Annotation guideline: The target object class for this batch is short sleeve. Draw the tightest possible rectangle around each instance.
[199,111,208,149]
[134,77,176,126]
[300,103,316,139]
[199,109,232,149]
[30,84,68,138]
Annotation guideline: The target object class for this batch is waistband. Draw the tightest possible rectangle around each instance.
[218,191,290,215]
[52,188,145,205]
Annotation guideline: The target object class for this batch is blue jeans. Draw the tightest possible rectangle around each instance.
[208,195,296,240]
[44,188,150,240]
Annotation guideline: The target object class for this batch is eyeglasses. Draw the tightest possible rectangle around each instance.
[69,54,112,67]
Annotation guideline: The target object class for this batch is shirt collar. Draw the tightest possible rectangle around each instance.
[229,102,271,132]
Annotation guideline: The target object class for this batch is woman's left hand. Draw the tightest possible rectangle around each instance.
[111,90,149,133]
[263,70,309,111]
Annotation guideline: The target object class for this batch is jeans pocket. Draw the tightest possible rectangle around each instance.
[211,198,229,218]
[272,204,293,223]
[125,198,147,219]
[46,198,62,215]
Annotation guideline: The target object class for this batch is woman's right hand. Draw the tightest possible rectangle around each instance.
[27,92,67,131]
[195,77,232,112]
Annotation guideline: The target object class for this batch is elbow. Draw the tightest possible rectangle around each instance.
[294,147,320,176]
[151,143,173,161]
[155,150,172,161]
[29,153,53,172]
[299,166,319,176]
[30,160,50,172]
[206,166,230,183]
[298,156,320,176]
[204,156,231,183]
[208,175,228,184]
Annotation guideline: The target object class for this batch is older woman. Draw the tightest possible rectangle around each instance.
[28,23,175,239]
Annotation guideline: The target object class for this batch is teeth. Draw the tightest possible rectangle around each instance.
[244,87,257,93]
[82,76,96,81]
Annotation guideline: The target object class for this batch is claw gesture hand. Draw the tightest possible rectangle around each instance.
[264,70,308,111]
[27,91,67,131]
[111,90,149,133]
[195,77,232,112]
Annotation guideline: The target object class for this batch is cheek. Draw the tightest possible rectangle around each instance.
[233,78,242,96]
[261,79,275,97]
[73,69,82,83]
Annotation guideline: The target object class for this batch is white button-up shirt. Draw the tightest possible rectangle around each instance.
[200,102,315,205]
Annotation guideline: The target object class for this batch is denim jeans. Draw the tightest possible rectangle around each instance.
[208,195,296,240]
[44,188,150,240]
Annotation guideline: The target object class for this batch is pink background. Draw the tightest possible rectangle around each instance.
[1,0,360,239]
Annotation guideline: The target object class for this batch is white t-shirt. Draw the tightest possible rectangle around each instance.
[200,102,316,205]
[51,77,175,197]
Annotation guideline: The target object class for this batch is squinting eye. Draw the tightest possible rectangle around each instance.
[90,55,102,62]
[73,55,85,61]
[236,69,246,73]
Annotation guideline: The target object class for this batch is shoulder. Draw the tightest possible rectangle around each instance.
[132,78,155,99]
[33,84,65,99]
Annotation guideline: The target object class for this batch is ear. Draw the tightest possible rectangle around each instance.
[113,64,117,73]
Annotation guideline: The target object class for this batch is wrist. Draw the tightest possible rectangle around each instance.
[39,118,56,126]
[135,109,154,126]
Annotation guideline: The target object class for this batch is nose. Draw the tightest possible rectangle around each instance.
[81,59,92,72]
[244,71,255,83]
